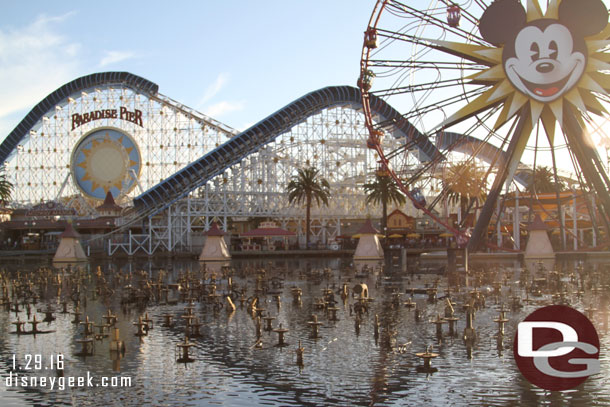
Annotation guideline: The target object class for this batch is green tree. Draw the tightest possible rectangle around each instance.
[286,167,330,248]
[0,168,13,204]
[363,173,406,236]
[526,166,566,194]
[442,161,487,228]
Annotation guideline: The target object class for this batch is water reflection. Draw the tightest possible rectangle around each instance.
[0,256,608,406]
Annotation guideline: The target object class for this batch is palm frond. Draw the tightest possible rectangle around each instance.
[0,168,13,203]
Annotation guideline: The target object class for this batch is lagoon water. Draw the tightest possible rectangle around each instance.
[1,257,609,406]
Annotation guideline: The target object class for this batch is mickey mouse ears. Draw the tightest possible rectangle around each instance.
[479,0,526,46]
[479,0,608,46]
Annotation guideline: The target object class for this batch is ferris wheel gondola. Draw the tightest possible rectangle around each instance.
[359,0,610,251]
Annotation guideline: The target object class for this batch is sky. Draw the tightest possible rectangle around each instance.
[3,0,610,173]
[0,1,377,136]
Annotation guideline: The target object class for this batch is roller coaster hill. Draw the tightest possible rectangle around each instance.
[0,72,604,255]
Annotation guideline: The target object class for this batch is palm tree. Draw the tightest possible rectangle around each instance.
[286,167,330,248]
[363,173,406,236]
[525,165,567,239]
[525,166,566,194]
[0,168,13,205]
[441,161,487,228]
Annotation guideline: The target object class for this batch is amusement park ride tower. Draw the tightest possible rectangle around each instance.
[0,73,412,254]
[2,1,610,254]
[359,0,610,251]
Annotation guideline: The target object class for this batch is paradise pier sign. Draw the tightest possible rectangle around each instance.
[71,107,143,130]
[25,201,76,217]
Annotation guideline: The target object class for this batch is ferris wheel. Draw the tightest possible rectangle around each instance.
[359,0,610,250]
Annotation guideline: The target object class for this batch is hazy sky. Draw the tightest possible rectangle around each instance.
[4,0,610,173]
[0,0,376,135]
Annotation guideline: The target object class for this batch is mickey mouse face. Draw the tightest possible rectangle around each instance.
[505,22,585,102]
[479,0,608,104]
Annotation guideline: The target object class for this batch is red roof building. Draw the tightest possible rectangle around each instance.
[241,221,296,237]
[204,222,225,237]
[355,219,380,236]
[60,222,81,238]
[96,191,123,216]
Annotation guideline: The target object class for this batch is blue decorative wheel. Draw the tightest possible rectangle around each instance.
[70,128,141,200]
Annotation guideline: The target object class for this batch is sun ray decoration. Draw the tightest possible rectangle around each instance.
[360,0,610,251]
[72,128,142,200]
[440,0,610,136]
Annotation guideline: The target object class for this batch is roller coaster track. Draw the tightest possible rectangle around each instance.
[132,85,442,217]
[0,71,236,164]
[0,72,157,164]
[438,132,531,187]
[2,72,532,238]
[133,85,533,222]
